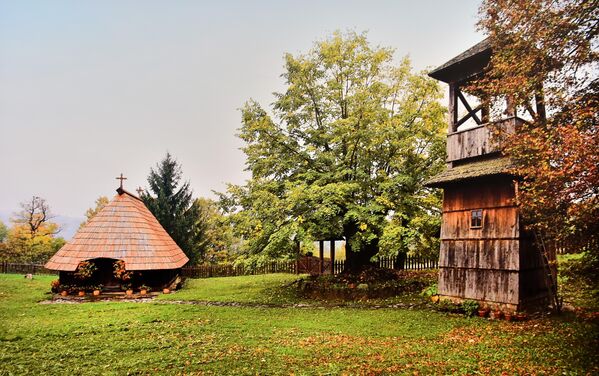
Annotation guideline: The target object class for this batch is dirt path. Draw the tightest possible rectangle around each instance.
[40,297,423,309]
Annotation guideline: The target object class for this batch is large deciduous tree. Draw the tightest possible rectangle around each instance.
[195,198,239,264]
[475,0,598,248]
[224,31,446,270]
[0,221,7,243]
[2,196,65,263]
[141,153,205,265]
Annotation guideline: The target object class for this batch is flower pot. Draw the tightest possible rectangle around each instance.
[93,290,101,296]
[140,289,147,296]
[163,288,170,294]
[78,291,85,297]
[490,310,503,320]
[477,309,489,318]
[126,289,133,296]
[60,290,68,297]
[430,295,440,303]
[504,312,513,322]
[515,313,527,321]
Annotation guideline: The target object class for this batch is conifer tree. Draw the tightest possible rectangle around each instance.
[141,153,206,264]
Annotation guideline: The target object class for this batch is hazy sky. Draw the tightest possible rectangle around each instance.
[0,0,483,218]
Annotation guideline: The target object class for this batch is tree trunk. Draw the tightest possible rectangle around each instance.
[393,252,406,270]
[344,223,378,272]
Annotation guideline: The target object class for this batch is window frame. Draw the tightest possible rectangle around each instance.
[470,209,483,229]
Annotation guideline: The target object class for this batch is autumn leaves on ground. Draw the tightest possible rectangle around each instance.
[0,267,597,375]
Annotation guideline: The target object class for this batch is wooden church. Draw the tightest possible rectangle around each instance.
[425,39,554,312]
[45,177,189,291]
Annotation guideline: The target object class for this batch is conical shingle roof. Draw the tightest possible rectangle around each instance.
[45,189,189,271]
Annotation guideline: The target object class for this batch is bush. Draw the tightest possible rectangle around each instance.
[462,300,479,318]
[421,283,438,298]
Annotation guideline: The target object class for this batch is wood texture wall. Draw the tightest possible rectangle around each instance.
[446,118,520,162]
[439,177,523,307]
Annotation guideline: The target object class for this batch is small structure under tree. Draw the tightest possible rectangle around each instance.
[425,40,556,312]
[45,177,189,292]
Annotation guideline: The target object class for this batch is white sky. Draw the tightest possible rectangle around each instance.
[0,0,483,218]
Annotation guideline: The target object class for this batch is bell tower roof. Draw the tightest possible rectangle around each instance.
[428,38,491,84]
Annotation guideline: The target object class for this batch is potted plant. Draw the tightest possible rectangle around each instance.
[421,284,439,303]
[92,285,103,296]
[76,287,86,297]
[477,307,490,317]
[515,312,528,321]
[50,279,61,293]
[490,309,503,320]
[504,311,514,321]
[139,285,150,296]
[60,286,69,297]
[121,284,133,296]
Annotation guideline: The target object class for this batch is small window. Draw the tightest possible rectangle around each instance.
[471,209,483,228]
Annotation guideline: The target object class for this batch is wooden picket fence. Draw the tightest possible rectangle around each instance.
[330,256,438,275]
[182,260,297,278]
[183,255,438,279]
[0,255,438,279]
[377,255,439,270]
[0,262,58,275]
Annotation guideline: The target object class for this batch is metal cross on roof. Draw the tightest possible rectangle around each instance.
[116,173,127,189]
[136,186,144,196]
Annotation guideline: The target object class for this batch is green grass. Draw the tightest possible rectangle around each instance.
[558,252,599,312]
[0,274,597,375]
[158,273,304,305]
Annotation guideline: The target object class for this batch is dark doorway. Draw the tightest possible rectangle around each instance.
[93,258,119,288]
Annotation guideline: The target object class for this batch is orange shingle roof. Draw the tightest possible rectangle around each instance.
[45,189,189,271]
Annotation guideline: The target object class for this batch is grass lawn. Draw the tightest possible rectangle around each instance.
[157,273,306,305]
[1,274,597,375]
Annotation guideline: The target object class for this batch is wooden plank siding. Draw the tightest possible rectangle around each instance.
[439,268,519,305]
[438,177,536,309]
[440,207,519,240]
[446,118,521,162]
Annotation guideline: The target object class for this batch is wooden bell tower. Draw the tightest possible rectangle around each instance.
[425,39,553,312]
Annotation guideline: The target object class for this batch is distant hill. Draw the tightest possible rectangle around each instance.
[0,211,83,241]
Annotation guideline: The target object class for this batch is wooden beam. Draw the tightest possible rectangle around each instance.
[481,102,490,123]
[448,84,458,132]
[319,240,324,274]
[505,95,516,117]
[329,240,335,275]
[457,90,482,125]
[456,104,483,127]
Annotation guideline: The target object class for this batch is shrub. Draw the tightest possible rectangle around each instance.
[462,300,479,318]
[437,300,462,313]
[421,283,438,298]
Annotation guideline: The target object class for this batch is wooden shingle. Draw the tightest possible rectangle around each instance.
[45,189,189,271]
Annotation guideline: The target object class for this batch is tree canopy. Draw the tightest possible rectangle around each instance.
[223,31,446,269]
[80,196,109,228]
[475,0,598,247]
[1,196,65,263]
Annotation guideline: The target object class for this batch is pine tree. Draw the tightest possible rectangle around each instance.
[141,153,206,264]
